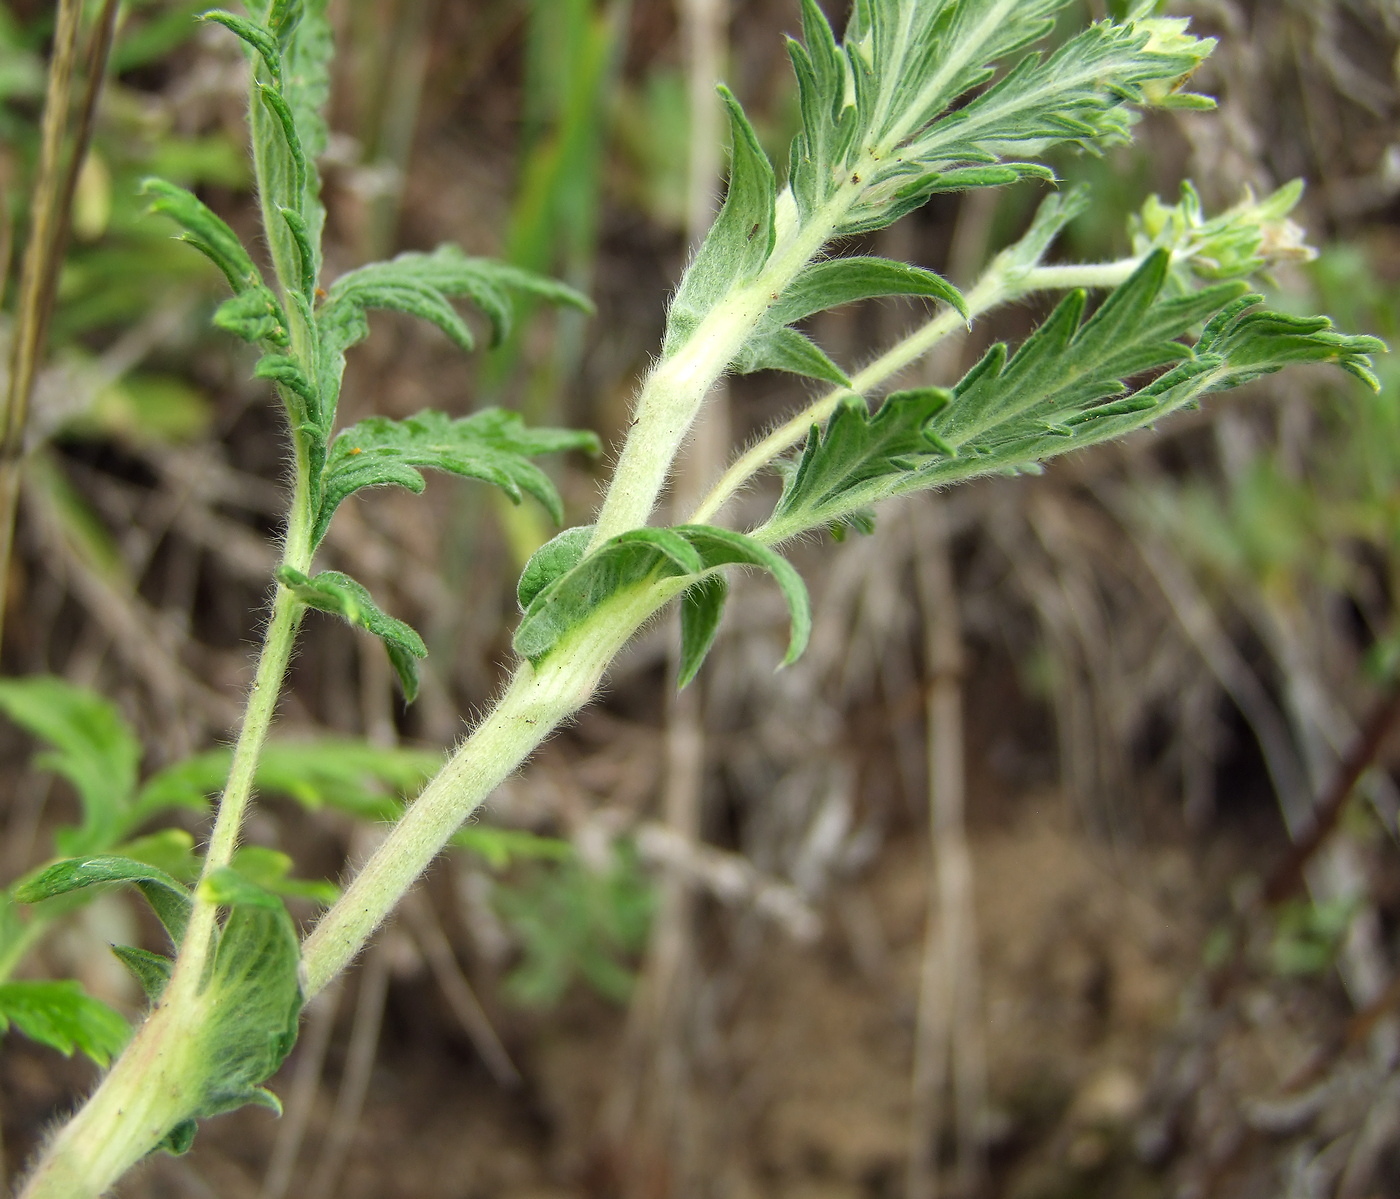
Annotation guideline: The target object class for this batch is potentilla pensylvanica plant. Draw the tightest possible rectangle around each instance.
[12,1,1385,1193]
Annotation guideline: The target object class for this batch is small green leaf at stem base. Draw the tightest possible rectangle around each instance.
[679,574,729,688]
[514,524,810,674]
[111,946,173,1003]
[276,567,427,701]
[15,856,192,944]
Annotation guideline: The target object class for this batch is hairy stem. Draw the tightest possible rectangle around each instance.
[20,1002,199,1199]
[587,187,852,548]
[301,577,684,994]
[169,413,313,972]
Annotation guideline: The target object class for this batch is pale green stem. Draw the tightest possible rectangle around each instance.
[17,470,314,1199]
[587,186,855,549]
[169,435,312,980]
[19,1000,200,1199]
[689,254,1145,525]
[301,578,682,995]
[19,78,323,1192]
[0,912,51,983]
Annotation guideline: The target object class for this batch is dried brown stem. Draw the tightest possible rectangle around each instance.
[1263,680,1400,905]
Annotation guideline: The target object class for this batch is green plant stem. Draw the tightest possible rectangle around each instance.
[586,186,851,549]
[301,575,683,995]
[301,250,1152,994]
[18,469,315,1199]
[177,442,313,962]
[19,991,201,1198]
[0,912,52,984]
[690,254,1146,526]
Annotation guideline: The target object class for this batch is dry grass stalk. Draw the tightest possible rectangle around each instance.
[608,2,732,1192]
[907,502,987,1199]
[0,0,119,647]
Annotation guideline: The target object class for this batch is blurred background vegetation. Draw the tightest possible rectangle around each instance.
[0,1,1397,1197]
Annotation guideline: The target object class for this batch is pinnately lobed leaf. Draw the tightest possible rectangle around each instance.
[513,524,810,676]
[763,251,1387,541]
[0,678,142,855]
[15,855,193,943]
[660,0,1214,387]
[313,250,593,424]
[0,981,129,1068]
[789,0,1216,235]
[275,568,428,701]
[313,408,600,547]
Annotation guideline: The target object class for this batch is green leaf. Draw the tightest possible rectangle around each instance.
[664,86,776,355]
[322,275,477,357]
[276,567,427,701]
[212,285,289,346]
[114,829,201,883]
[229,846,339,906]
[1199,306,1387,392]
[0,981,129,1067]
[517,524,593,610]
[314,249,592,420]
[776,389,954,532]
[732,257,965,385]
[253,353,319,428]
[111,945,174,1003]
[675,526,811,666]
[450,827,574,869]
[134,739,438,824]
[280,0,331,161]
[257,83,308,209]
[14,856,192,944]
[198,866,286,911]
[512,530,695,663]
[199,11,281,84]
[279,206,317,297]
[0,677,140,855]
[514,524,810,670]
[314,408,599,547]
[267,0,304,45]
[142,178,262,294]
[773,257,967,326]
[167,881,303,1147]
[679,573,729,688]
[764,251,1388,539]
[784,1,1215,235]
[157,1121,198,1157]
[733,326,849,386]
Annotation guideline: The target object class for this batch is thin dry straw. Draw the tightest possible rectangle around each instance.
[0,0,120,649]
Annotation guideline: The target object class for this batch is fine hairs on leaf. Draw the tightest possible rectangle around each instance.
[8,2,1389,1195]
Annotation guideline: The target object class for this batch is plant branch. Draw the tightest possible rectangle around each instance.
[300,576,680,994]
[173,262,319,985]
[690,253,1146,527]
[587,185,855,549]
